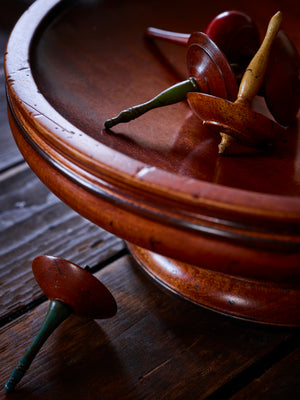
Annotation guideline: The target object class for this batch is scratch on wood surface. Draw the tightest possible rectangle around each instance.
[140,357,172,380]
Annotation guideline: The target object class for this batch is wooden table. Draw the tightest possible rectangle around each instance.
[0,1,299,399]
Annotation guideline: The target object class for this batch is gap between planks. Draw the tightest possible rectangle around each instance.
[204,333,300,400]
[0,160,28,181]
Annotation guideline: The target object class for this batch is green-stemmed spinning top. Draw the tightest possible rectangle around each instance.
[4,255,117,392]
[104,11,265,130]
[104,31,238,129]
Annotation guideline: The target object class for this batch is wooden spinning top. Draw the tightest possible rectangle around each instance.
[104,32,238,129]
[205,10,260,74]
[188,11,285,154]
[147,12,300,128]
[4,255,117,392]
[146,10,260,77]
[105,11,262,129]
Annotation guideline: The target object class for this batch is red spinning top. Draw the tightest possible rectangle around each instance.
[5,256,117,392]
[145,10,260,73]
[32,255,117,319]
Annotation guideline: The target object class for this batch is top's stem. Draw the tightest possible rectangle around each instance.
[218,11,282,154]
[237,11,283,105]
[4,300,71,392]
[104,77,199,129]
[144,27,189,46]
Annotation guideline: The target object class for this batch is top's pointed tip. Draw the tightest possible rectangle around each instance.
[270,11,283,28]
[104,119,114,130]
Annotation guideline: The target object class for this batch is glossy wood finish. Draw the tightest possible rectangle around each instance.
[4,0,300,325]
[129,244,300,326]
[205,10,260,73]
[189,11,285,153]
[186,32,238,100]
[104,32,238,129]
[32,255,117,319]
[1,10,300,393]
[145,10,260,74]
[145,13,300,128]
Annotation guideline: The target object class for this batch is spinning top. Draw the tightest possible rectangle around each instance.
[105,11,261,129]
[187,11,285,154]
[4,255,117,392]
[146,10,260,75]
[205,11,260,73]
[104,32,238,129]
[146,14,300,127]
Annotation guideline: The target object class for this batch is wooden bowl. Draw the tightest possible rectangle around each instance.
[5,0,300,325]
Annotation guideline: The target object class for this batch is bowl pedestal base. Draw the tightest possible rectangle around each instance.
[127,243,300,326]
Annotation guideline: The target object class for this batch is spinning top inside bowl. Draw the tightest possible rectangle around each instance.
[145,10,260,74]
[187,11,285,154]
[4,255,117,392]
[104,32,238,129]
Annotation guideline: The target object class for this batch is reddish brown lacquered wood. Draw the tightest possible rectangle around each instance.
[186,32,238,101]
[145,13,300,127]
[128,244,300,326]
[205,10,260,72]
[188,11,285,153]
[7,111,300,286]
[32,256,117,319]
[146,10,260,71]
[187,92,285,147]
[4,0,300,325]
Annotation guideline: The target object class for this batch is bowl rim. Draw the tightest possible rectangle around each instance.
[4,0,300,229]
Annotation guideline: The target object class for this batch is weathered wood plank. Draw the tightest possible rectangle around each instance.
[0,29,24,171]
[0,165,125,322]
[0,255,296,399]
[230,346,300,400]
[1,2,42,172]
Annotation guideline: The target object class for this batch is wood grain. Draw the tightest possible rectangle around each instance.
[230,346,300,399]
[4,0,300,326]
[0,255,297,399]
[1,2,300,398]
[0,165,125,322]
[0,30,23,171]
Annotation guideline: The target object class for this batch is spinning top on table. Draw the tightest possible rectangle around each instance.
[187,11,286,154]
[4,255,117,392]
